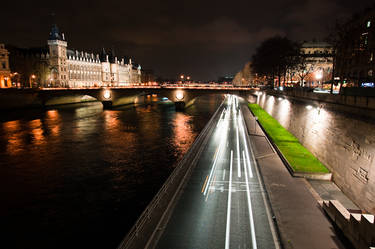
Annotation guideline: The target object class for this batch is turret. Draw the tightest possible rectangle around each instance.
[47,24,68,87]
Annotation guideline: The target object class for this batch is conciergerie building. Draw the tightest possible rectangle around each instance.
[46,24,141,88]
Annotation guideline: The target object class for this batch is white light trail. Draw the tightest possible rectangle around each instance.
[239,111,253,178]
[243,148,258,249]
[236,119,241,178]
[204,100,230,196]
[204,126,225,196]
[225,150,233,249]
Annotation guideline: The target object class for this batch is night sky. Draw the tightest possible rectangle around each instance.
[3,0,374,81]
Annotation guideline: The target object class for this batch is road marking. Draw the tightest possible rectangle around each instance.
[223,169,226,180]
[244,148,258,249]
[236,120,241,178]
[201,175,209,193]
[212,145,219,160]
[225,150,233,249]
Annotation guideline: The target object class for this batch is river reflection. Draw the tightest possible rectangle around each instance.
[0,95,223,249]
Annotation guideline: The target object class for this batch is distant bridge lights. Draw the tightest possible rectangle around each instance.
[103,89,111,99]
[175,91,184,101]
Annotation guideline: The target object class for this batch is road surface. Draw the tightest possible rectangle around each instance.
[154,95,279,249]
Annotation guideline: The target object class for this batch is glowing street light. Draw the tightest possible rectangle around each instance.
[175,91,184,100]
[315,70,323,88]
[103,89,111,99]
[29,74,37,88]
[315,71,323,80]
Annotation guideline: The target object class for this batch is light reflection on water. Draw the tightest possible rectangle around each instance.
[0,95,223,249]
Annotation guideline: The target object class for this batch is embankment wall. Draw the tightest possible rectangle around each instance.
[246,92,375,213]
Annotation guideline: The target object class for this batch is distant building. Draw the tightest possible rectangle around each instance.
[298,41,333,87]
[5,24,142,88]
[47,24,141,88]
[217,76,234,84]
[0,44,11,88]
[141,69,156,84]
[7,45,50,88]
[232,62,256,87]
[335,7,375,87]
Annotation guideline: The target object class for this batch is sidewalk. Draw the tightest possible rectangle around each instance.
[242,104,352,249]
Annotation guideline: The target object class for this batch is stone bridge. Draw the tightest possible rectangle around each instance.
[37,86,256,109]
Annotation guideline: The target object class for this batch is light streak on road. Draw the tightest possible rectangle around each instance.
[225,150,234,249]
[236,121,241,178]
[155,94,279,249]
[239,111,253,178]
[244,147,258,249]
[203,99,230,196]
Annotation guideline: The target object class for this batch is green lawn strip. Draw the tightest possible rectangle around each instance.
[248,103,329,173]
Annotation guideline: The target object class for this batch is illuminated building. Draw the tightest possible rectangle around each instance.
[300,42,333,87]
[48,24,141,88]
[0,44,11,88]
[4,25,142,88]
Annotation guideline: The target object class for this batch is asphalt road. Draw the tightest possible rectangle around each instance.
[154,95,279,249]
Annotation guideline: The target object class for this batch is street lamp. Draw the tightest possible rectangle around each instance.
[4,77,9,88]
[315,70,323,88]
[29,74,36,88]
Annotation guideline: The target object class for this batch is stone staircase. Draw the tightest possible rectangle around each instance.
[323,200,374,249]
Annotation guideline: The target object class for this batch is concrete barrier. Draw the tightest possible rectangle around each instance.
[323,200,375,249]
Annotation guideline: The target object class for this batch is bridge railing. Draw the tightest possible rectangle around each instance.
[39,85,256,91]
[116,100,225,249]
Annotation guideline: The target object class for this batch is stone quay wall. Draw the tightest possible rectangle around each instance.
[247,92,375,213]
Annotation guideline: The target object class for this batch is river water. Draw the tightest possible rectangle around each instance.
[0,95,223,249]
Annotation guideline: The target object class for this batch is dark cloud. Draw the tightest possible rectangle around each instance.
[2,0,374,80]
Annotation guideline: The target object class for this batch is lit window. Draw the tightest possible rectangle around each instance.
[367,21,371,28]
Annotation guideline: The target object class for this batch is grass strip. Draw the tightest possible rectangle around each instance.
[248,103,329,173]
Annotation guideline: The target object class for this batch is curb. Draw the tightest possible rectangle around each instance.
[247,105,332,181]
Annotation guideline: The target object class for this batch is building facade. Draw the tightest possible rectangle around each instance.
[6,46,50,88]
[335,7,375,87]
[0,44,11,88]
[298,42,333,87]
[48,25,141,88]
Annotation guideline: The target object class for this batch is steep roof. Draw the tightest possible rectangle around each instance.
[48,24,65,41]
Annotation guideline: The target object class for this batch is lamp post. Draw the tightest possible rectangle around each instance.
[29,74,36,88]
[11,72,20,88]
[3,76,9,88]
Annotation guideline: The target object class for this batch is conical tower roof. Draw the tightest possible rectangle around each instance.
[49,24,65,41]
